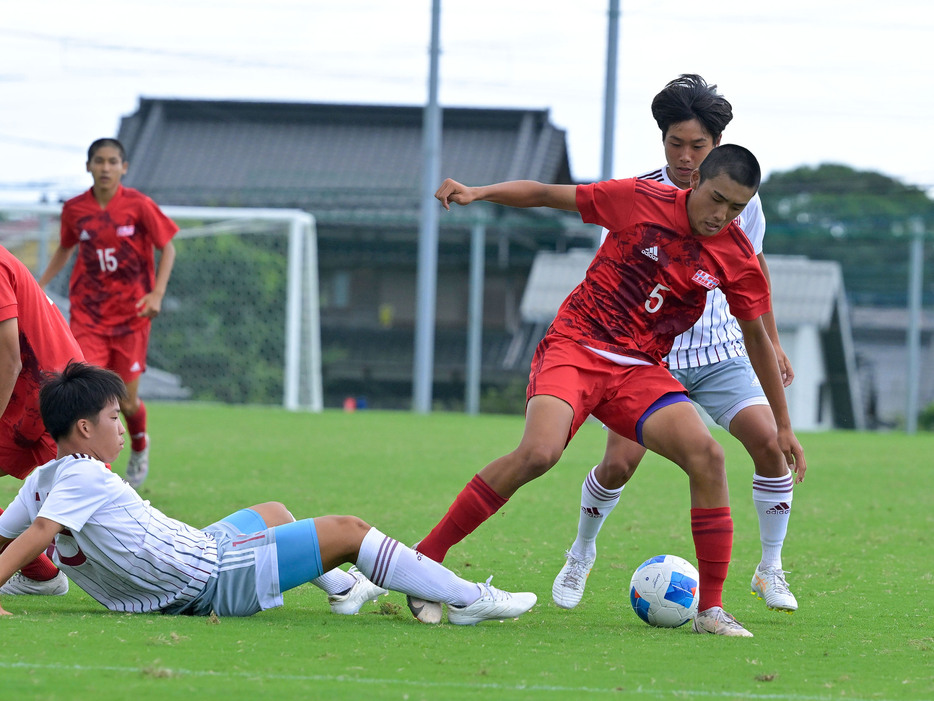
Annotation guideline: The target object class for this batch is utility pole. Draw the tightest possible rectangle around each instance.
[905,217,925,433]
[601,0,621,182]
[413,0,443,413]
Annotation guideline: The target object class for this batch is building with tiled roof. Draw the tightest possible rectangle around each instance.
[117,98,594,408]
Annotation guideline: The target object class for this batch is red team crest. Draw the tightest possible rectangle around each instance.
[691,270,720,290]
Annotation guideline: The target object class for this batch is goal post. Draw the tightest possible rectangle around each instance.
[0,203,322,412]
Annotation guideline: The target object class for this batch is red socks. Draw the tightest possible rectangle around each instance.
[691,506,733,612]
[126,400,147,452]
[416,475,508,563]
[20,553,60,581]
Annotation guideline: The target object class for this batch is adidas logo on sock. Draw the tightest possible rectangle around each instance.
[581,506,602,518]
[765,502,791,515]
[641,246,658,261]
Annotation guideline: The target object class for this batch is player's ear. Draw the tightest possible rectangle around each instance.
[75,418,93,439]
[689,170,700,189]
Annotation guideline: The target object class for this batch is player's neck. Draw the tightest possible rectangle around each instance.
[92,184,120,208]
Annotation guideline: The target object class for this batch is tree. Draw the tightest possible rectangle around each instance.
[759,164,934,305]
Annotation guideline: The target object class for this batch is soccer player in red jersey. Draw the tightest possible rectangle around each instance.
[38,138,178,490]
[0,244,84,596]
[554,75,800,616]
[411,145,806,636]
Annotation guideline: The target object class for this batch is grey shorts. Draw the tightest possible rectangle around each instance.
[671,356,768,431]
[162,510,285,617]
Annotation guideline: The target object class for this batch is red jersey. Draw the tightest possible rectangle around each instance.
[60,185,178,335]
[0,246,84,442]
[553,178,770,365]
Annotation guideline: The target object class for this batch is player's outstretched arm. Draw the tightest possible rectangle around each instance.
[738,317,807,483]
[0,518,64,616]
[435,179,578,212]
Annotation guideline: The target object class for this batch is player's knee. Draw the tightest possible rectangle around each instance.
[684,437,725,478]
[749,436,789,478]
[599,455,638,485]
[119,396,141,416]
[335,515,371,536]
[515,443,562,480]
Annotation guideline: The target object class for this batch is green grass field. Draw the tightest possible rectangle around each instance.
[1,403,932,700]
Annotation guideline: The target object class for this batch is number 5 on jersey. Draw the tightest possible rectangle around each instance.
[645,283,670,314]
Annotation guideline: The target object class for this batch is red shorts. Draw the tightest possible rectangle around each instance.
[0,427,56,479]
[71,323,150,382]
[527,333,687,445]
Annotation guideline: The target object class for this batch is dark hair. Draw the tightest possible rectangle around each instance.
[697,144,761,191]
[651,74,733,141]
[87,138,127,163]
[40,361,128,441]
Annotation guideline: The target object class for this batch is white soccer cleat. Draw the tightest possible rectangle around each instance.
[328,566,388,615]
[552,550,595,609]
[447,577,537,626]
[407,595,444,624]
[692,606,753,637]
[0,570,69,596]
[125,434,150,489]
[751,565,798,612]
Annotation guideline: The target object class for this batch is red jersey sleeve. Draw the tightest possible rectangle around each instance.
[0,269,17,324]
[60,189,93,248]
[707,225,771,321]
[576,179,637,230]
[137,194,179,249]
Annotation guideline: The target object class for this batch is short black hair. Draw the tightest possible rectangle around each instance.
[651,74,733,141]
[697,144,761,191]
[87,138,127,163]
[40,361,128,441]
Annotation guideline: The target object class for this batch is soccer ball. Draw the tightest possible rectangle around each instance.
[629,554,699,628]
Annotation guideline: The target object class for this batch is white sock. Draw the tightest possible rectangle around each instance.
[752,471,794,569]
[570,467,624,561]
[355,527,481,606]
[311,568,357,595]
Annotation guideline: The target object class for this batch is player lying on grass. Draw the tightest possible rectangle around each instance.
[0,362,536,624]
[409,144,806,637]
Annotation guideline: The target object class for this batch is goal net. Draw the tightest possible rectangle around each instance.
[0,203,322,412]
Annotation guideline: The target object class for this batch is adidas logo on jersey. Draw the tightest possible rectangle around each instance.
[130,361,142,373]
[641,246,658,261]
[79,230,91,241]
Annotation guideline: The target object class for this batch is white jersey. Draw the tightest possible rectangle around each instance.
[0,454,218,613]
[637,166,766,369]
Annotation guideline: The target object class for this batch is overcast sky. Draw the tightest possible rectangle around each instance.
[1,0,932,203]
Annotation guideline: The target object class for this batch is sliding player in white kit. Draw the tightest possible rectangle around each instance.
[0,362,536,624]
[552,75,803,613]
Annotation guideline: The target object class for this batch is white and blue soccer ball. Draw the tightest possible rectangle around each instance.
[629,554,700,628]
